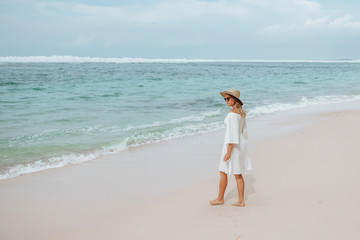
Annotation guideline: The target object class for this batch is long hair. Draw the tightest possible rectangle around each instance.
[234,100,247,118]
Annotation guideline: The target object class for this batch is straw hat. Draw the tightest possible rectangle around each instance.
[220,88,243,105]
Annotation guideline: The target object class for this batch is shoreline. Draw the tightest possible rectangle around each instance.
[1,100,360,239]
[2,98,360,182]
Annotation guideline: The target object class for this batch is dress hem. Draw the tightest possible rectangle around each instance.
[218,167,252,175]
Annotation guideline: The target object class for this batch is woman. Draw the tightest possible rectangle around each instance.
[210,88,252,207]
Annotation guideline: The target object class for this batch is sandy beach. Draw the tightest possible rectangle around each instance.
[1,101,360,240]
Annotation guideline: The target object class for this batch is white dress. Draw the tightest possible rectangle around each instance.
[218,112,252,175]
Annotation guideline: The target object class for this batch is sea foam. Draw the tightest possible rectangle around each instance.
[0,139,128,180]
[248,95,360,117]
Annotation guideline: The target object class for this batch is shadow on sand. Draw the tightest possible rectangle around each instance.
[224,174,256,202]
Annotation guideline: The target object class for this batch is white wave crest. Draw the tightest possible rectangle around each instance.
[125,121,224,147]
[8,125,126,147]
[0,56,359,63]
[125,109,221,131]
[0,139,128,181]
[248,95,360,117]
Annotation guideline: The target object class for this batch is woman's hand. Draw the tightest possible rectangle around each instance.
[224,151,231,162]
[224,144,233,162]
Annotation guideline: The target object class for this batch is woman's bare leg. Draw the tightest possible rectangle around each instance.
[232,174,245,207]
[210,171,227,205]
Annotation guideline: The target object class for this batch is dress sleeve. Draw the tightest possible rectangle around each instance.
[225,114,240,145]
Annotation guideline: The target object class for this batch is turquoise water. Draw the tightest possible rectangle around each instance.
[1,58,360,180]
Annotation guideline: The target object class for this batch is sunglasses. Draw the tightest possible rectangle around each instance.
[224,97,231,101]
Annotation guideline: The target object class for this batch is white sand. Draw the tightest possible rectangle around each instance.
[1,101,360,240]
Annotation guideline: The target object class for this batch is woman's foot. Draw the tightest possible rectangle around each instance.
[209,199,224,205]
[232,201,245,207]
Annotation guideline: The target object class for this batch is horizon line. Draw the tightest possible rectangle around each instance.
[0,55,359,63]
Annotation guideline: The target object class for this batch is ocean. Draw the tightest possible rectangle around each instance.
[1,56,360,180]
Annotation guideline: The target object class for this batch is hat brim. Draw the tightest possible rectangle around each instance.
[220,91,243,105]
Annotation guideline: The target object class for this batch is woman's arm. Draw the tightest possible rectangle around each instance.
[224,144,234,162]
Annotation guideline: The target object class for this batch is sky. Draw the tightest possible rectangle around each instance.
[0,0,359,59]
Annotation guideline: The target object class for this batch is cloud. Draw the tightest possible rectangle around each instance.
[261,0,360,38]
[294,0,321,12]
[35,0,249,26]
[265,14,360,33]
[304,16,330,27]
[165,36,206,47]
[304,15,360,29]
[67,35,94,46]
[329,15,360,29]
[1,0,359,58]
